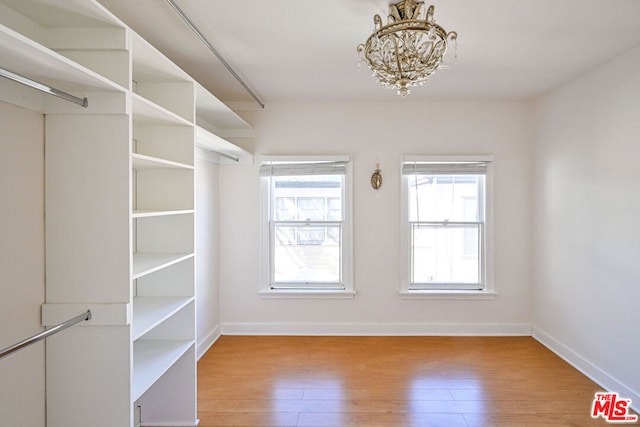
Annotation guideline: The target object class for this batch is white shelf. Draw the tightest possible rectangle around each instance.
[0,24,124,95]
[132,93,192,126]
[132,296,194,340]
[195,82,253,138]
[195,125,252,164]
[132,209,194,219]
[1,0,122,29]
[132,153,194,170]
[132,340,193,402]
[132,252,194,279]
[131,32,191,84]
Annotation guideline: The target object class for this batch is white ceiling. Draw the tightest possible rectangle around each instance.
[97,0,640,106]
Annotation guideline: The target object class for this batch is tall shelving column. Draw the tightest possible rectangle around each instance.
[130,32,197,426]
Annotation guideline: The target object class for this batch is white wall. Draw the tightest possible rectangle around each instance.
[219,100,533,334]
[532,45,640,403]
[0,102,45,425]
[195,149,221,357]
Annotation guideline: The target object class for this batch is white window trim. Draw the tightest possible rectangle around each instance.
[259,155,354,299]
[399,154,496,299]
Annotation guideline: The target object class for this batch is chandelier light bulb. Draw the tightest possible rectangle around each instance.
[357,0,458,96]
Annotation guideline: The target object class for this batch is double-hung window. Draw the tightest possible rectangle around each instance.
[260,156,353,296]
[401,156,493,294]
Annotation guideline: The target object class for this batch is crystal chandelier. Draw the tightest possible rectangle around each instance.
[357,0,457,96]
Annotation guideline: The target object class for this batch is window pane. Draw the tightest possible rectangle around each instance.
[297,197,325,221]
[408,175,484,222]
[272,175,343,220]
[273,224,341,284]
[327,197,342,221]
[463,197,479,256]
[463,197,478,222]
[297,226,325,245]
[275,197,295,221]
[411,224,480,285]
[274,226,296,245]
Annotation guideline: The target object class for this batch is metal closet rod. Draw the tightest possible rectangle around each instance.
[0,67,88,108]
[0,310,92,361]
[213,150,239,162]
[165,0,265,109]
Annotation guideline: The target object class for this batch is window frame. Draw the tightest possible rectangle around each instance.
[399,155,496,299]
[259,155,354,299]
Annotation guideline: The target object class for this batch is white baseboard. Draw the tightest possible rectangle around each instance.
[197,325,221,360]
[220,322,532,336]
[532,325,639,413]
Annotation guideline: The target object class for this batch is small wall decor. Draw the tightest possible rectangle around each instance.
[371,163,383,190]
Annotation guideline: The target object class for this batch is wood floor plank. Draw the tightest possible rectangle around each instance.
[197,336,638,427]
[297,412,468,427]
[197,410,299,427]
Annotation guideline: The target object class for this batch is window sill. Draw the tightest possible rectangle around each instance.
[399,290,498,300]
[258,289,356,300]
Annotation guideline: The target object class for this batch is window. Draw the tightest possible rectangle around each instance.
[260,156,353,296]
[400,156,494,295]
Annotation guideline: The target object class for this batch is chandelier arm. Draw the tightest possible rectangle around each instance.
[374,14,383,30]
[426,5,435,22]
[412,2,423,19]
[391,35,404,79]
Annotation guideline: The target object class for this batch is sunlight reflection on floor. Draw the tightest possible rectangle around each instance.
[272,376,345,425]
[408,375,486,422]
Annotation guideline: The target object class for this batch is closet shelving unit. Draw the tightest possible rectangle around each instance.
[0,0,253,426]
[130,31,198,426]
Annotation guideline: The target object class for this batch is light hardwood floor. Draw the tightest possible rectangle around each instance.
[197,336,638,427]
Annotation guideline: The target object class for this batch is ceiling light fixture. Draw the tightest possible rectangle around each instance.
[357,0,457,96]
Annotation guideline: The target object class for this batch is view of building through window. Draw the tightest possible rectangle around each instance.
[270,174,344,287]
[407,173,485,289]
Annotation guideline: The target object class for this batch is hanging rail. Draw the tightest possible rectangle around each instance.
[165,0,265,109]
[0,310,91,361]
[212,150,239,163]
[0,66,88,108]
